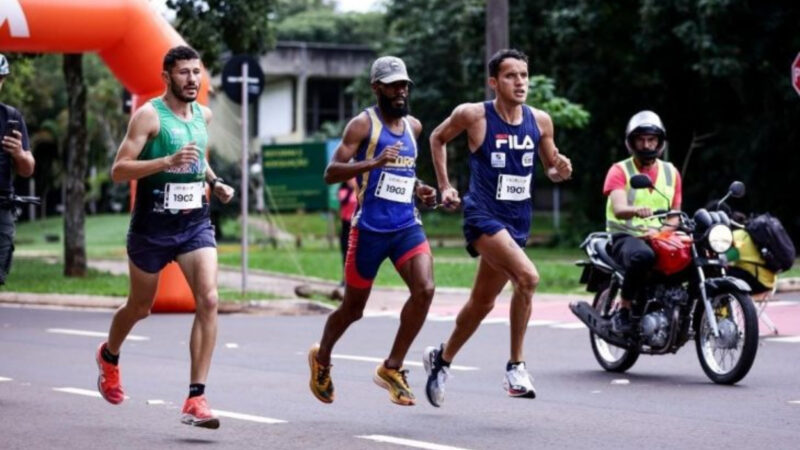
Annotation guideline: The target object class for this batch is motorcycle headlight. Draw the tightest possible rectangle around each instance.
[707,224,733,253]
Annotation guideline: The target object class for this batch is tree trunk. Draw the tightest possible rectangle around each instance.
[63,54,88,277]
[485,0,508,99]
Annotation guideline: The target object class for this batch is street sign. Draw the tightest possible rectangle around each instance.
[262,142,329,211]
[793,52,800,97]
[221,54,265,104]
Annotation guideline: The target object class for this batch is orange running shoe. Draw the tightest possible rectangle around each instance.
[373,363,415,406]
[308,344,334,404]
[181,395,220,429]
[95,342,125,405]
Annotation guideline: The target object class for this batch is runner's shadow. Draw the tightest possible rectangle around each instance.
[172,438,218,445]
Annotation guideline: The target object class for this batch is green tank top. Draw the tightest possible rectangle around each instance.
[130,98,210,234]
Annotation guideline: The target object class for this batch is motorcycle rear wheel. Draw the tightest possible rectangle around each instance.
[590,286,639,372]
[695,290,758,385]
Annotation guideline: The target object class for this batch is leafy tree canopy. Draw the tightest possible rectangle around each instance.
[166,0,276,73]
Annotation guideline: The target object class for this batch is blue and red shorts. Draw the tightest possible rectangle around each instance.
[345,225,431,289]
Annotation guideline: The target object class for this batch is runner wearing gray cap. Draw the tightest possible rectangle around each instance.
[370,56,413,84]
[309,56,438,406]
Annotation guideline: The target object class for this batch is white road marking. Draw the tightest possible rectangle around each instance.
[331,353,479,371]
[356,435,471,450]
[0,376,12,382]
[212,409,287,424]
[53,387,102,398]
[481,317,509,324]
[363,311,399,318]
[46,328,149,341]
[765,336,800,343]
[611,379,630,385]
[225,343,239,349]
[146,399,166,405]
[551,322,586,329]
[362,314,587,331]
[788,400,800,405]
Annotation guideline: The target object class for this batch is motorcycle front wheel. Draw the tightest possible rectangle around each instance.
[590,286,639,372]
[695,290,759,385]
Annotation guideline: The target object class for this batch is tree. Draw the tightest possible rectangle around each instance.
[63,54,88,277]
[166,0,277,74]
[506,0,800,242]
[274,9,383,44]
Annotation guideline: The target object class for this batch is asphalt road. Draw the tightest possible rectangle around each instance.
[1,304,799,449]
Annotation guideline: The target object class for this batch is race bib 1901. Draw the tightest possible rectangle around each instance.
[496,173,531,201]
[375,172,414,203]
[163,182,204,210]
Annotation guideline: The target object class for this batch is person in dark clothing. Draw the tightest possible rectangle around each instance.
[0,53,36,285]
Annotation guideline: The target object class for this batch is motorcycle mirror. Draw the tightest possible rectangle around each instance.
[729,181,745,198]
[630,174,654,189]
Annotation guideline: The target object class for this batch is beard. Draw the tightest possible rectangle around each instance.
[169,78,198,103]
[378,92,409,118]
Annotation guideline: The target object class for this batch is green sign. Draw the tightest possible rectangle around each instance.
[262,142,329,212]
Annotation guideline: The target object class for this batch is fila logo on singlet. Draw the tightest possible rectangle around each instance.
[495,134,534,150]
[0,1,30,38]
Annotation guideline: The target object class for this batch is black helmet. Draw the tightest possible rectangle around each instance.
[0,54,9,76]
[625,110,667,162]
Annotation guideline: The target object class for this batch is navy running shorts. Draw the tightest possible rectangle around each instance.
[126,221,216,273]
[463,214,528,258]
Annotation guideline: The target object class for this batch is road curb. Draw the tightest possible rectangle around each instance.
[0,292,333,316]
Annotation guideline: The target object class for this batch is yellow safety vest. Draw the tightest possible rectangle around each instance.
[605,157,677,234]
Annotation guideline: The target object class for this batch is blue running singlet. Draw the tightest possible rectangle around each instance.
[351,106,421,233]
[462,101,542,256]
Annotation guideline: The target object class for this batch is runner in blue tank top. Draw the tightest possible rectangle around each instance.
[309,56,438,407]
[422,49,573,406]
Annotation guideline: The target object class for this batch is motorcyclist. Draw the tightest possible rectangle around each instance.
[602,110,683,332]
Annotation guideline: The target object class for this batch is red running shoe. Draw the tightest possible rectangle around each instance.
[181,395,220,429]
[95,342,125,405]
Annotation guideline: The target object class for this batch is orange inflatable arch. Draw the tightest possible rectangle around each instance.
[0,0,209,312]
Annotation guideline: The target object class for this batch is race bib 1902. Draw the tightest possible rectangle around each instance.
[375,172,414,203]
[496,173,531,201]
[163,182,204,210]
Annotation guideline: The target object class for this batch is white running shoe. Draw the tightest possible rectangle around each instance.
[423,344,451,407]
[503,362,536,398]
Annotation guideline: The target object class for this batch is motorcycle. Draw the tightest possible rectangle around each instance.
[570,175,759,385]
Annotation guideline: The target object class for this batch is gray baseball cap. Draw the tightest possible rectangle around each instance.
[370,56,413,84]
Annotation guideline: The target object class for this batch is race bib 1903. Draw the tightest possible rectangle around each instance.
[163,182,204,210]
[496,173,531,201]
[375,172,414,203]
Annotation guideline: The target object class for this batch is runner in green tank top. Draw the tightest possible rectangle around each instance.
[95,46,234,430]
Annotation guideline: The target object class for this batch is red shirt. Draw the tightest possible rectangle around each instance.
[603,160,682,209]
[338,182,358,221]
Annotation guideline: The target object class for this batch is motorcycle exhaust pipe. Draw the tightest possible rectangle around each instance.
[569,301,631,348]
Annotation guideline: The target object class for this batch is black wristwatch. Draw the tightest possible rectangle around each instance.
[209,177,224,189]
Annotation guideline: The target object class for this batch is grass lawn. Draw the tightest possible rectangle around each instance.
[15,214,129,259]
[2,257,279,301]
[217,244,586,293]
[15,213,800,295]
